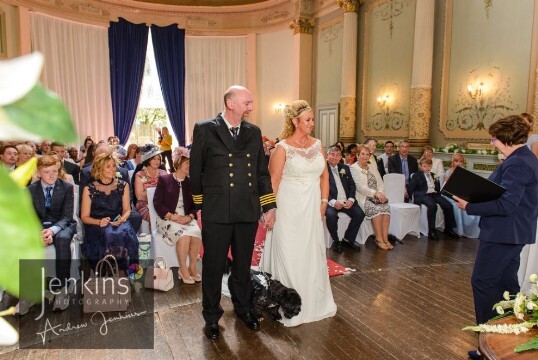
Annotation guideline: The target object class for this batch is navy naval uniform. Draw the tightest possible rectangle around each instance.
[190,114,276,323]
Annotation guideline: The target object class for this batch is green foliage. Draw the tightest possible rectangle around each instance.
[3,84,77,143]
[0,83,77,300]
[136,107,167,125]
[514,337,538,353]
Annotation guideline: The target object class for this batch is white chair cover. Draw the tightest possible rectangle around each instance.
[383,174,420,240]
[323,213,374,248]
[519,219,538,292]
[147,187,180,268]
[444,196,480,238]
[419,204,446,235]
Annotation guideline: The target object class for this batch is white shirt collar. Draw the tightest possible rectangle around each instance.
[221,114,240,132]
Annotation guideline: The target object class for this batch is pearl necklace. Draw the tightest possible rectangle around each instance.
[293,136,308,147]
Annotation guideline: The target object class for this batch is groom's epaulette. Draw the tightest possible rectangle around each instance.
[260,193,276,207]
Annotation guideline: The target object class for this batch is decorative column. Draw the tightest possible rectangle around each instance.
[408,0,435,148]
[289,18,315,103]
[337,0,359,143]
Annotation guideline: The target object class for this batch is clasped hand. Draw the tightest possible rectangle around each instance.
[263,209,276,230]
[41,229,53,245]
[375,192,388,204]
[334,200,353,210]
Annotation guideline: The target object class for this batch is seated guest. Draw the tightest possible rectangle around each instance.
[25,141,38,155]
[79,144,140,231]
[350,146,392,250]
[81,153,139,272]
[130,144,167,190]
[0,145,18,171]
[123,144,139,170]
[331,141,345,164]
[408,158,459,240]
[28,154,76,311]
[36,140,51,156]
[80,136,94,159]
[67,147,80,164]
[444,153,465,182]
[153,147,201,284]
[379,140,395,174]
[134,147,166,222]
[32,151,75,186]
[325,146,364,253]
[364,138,386,178]
[108,135,127,157]
[51,142,80,184]
[15,144,34,166]
[421,145,445,178]
[345,143,359,165]
[79,143,95,169]
[388,139,418,202]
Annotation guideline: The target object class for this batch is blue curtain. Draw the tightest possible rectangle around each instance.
[151,24,186,146]
[109,18,149,145]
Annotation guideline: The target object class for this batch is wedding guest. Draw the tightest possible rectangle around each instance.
[80,153,139,272]
[325,146,364,253]
[444,153,465,182]
[28,154,76,311]
[453,115,538,360]
[51,142,80,184]
[388,139,418,201]
[37,140,51,155]
[79,144,95,169]
[25,141,37,155]
[379,140,395,174]
[421,145,445,178]
[134,147,166,222]
[521,112,538,157]
[153,147,201,284]
[350,145,392,250]
[262,99,336,327]
[15,144,34,166]
[345,143,359,165]
[408,157,458,240]
[364,138,386,177]
[79,136,94,157]
[157,126,174,172]
[332,141,345,164]
[0,145,18,171]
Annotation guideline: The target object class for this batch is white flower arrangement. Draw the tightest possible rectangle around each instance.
[434,144,498,155]
[464,274,538,353]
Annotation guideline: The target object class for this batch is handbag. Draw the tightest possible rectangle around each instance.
[144,257,174,292]
[83,255,131,313]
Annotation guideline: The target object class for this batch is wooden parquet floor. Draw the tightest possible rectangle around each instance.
[0,234,479,360]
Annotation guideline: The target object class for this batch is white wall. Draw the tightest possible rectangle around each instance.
[315,21,343,107]
[256,29,294,140]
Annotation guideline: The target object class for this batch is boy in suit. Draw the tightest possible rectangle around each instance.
[28,154,76,311]
[325,146,365,252]
[408,158,459,240]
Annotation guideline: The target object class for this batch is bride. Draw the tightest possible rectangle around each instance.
[261,100,337,326]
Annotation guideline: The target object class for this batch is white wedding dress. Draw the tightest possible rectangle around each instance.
[260,139,337,327]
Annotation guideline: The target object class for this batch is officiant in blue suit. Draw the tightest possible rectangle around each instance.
[453,115,538,360]
[325,146,364,253]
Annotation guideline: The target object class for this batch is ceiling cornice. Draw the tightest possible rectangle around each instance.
[4,0,341,33]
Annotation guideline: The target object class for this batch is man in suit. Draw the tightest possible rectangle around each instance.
[51,142,80,184]
[79,143,141,231]
[364,138,386,178]
[453,116,538,360]
[388,139,419,201]
[379,140,395,174]
[325,146,365,253]
[408,158,459,240]
[28,154,76,311]
[190,85,277,339]
[36,140,51,155]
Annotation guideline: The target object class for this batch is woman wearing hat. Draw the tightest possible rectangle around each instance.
[153,147,202,284]
[134,146,167,222]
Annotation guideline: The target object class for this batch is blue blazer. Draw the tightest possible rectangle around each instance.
[466,146,538,245]
[408,171,441,203]
[328,163,356,201]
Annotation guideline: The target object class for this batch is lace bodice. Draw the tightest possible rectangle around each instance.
[88,180,126,219]
[277,139,325,181]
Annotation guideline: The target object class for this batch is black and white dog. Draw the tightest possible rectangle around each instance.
[223,259,302,321]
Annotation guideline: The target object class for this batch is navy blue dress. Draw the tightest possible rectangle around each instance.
[83,180,139,271]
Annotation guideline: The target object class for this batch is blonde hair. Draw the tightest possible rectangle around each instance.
[451,153,464,167]
[280,100,312,139]
[91,153,116,180]
[46,151,68,180]
[16,144,33,155]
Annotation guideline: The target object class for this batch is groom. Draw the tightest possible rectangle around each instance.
[190,85,277,340]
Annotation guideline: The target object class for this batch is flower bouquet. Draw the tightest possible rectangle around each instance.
[463,274,538,353]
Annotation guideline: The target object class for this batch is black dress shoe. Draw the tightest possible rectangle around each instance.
[444,229,460,239]
[237,312,260,331]
[428,230,438,240]
[204,322,220,339]
[332,240,343,253]
[344,238,361,251]
[468,349,481,359]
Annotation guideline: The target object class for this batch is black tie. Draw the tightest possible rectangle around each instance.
[230,127,239,141]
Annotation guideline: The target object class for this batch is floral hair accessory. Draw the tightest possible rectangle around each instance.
[172,146,190,164]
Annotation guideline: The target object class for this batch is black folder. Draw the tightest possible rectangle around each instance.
[441,166,505,203]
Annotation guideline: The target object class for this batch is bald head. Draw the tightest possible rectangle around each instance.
[223,85,253,123]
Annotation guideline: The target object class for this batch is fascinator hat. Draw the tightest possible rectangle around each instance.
[140,144,164,163]
[172,146,190,164]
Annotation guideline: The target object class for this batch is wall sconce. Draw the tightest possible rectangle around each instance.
[376,95,390,110]
[273,103,284,113]
[467,82,483,99]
